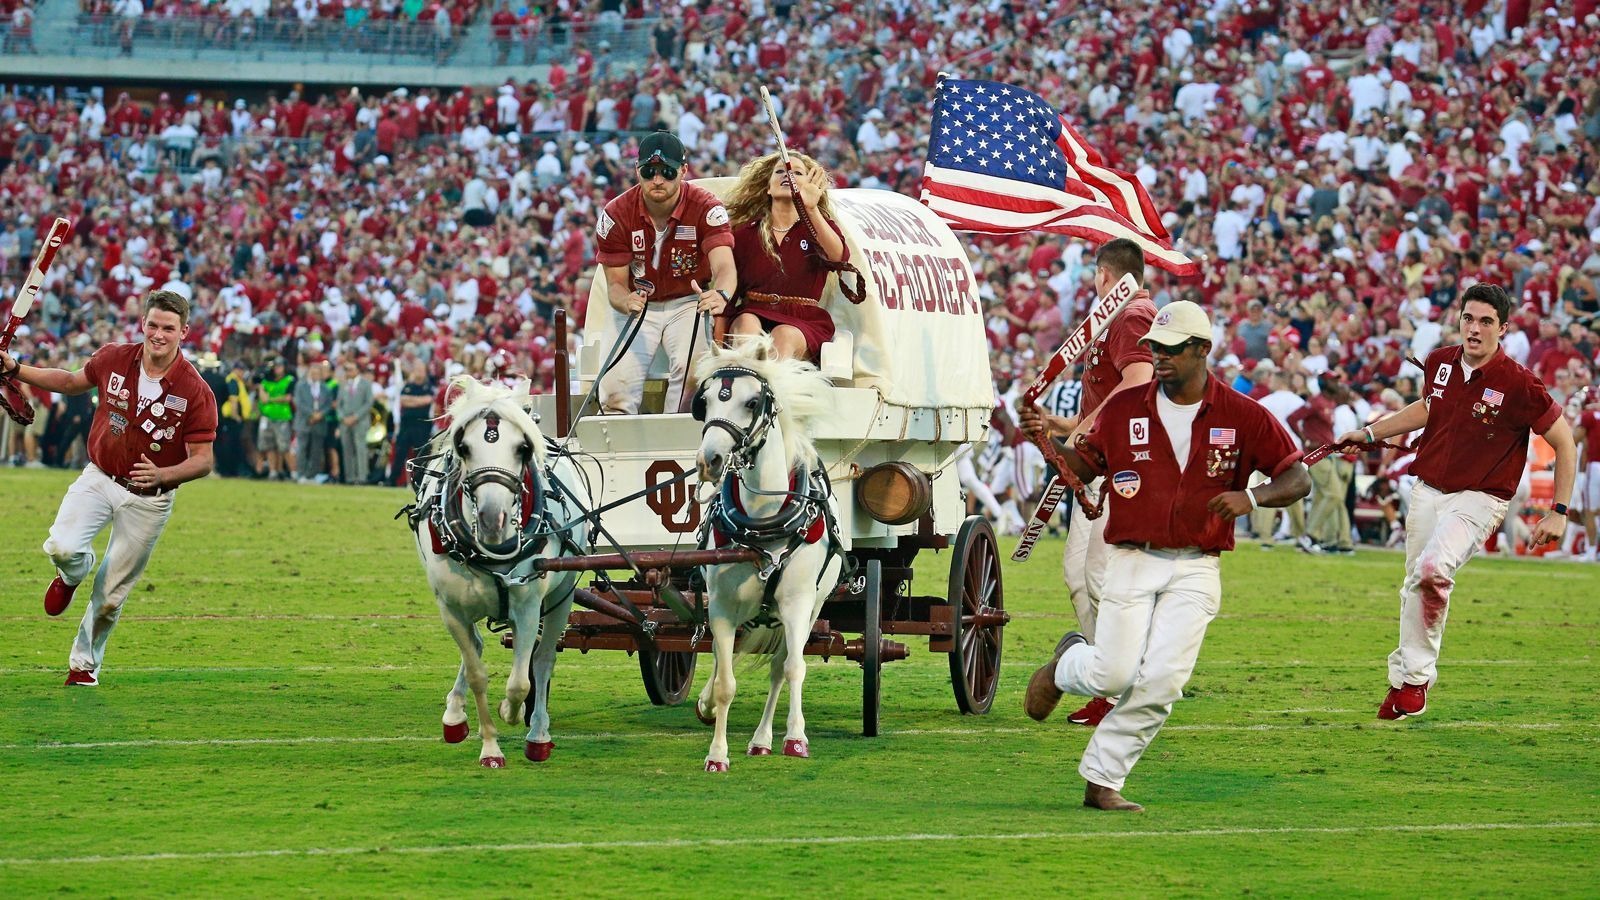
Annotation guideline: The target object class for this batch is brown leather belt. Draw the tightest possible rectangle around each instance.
[113,475,171,497]
[744,291,821,308]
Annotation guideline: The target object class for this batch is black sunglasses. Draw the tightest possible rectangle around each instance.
[1145,338,1205,357]
[638,163,680,181]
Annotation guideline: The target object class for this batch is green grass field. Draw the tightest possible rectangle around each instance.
[1,469,1596,896]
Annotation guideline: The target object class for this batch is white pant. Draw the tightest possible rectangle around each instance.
[1389,481,1507,689]
[957,455,1006,523]
[1062,477,1109,642]
[599,295,709,415]
[990,442,1045,499]
[1582,461,1600,513]
[1055,546,1221,791]
[44,464,174,673]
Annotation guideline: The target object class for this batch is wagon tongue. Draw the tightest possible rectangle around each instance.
[656,581,697,622]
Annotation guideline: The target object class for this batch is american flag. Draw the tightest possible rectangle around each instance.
[1210,427,1236,446]
[921,78,1198,277]
[165,394,188,413]
[1482,388,1504,406]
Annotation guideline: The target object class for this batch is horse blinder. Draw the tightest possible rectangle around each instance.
[691,384,708,421]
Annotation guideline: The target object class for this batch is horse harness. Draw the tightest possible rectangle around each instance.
[693,366,844,624]
[401,411,587,628]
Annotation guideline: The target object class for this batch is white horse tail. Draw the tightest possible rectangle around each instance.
[733,624,785,670]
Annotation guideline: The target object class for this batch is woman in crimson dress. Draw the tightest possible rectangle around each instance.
[722,151,850,361]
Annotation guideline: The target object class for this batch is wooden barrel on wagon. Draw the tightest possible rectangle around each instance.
[855,460,933,525]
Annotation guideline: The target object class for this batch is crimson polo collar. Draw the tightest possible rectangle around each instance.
[637,180,693,230]
[1137,372,1227,414]
[1454,343,1508,382]
[118,343,202,411]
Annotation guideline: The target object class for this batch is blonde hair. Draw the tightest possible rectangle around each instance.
[724,151,838,268]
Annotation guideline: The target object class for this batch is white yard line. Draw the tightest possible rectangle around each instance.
[4,720,1595,752]
[7,611,1590,628]
[0,821,1593,866]
[0,658,1590,677]
[1010,611,1596,627]
[0,613,430,622]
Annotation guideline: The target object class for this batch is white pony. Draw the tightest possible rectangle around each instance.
[408,377,591,768]
[690,335,844,772]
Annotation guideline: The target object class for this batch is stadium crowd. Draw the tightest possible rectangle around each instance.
[1,0,1598,554]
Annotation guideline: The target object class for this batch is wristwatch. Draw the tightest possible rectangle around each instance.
[1551,503,1569,516]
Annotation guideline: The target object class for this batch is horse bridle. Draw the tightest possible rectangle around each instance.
[692,366,781,476]
[448,410,545,563]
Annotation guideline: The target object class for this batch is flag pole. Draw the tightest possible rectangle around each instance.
[757,83,865,304]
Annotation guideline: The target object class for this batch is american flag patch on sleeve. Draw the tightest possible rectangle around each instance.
[1209,428,1236,446]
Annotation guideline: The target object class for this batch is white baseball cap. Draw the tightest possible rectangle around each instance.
[1142,301,1212,346]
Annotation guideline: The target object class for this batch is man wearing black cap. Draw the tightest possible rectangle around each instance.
[594,131,737,414]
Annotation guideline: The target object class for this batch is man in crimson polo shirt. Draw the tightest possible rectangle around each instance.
[1020,238,1156,729]
[1341,282,1576,721]
[594,131,736,414]
[1576,395,1600,563]
[0,291,218,686]
[1023,301,1311,811]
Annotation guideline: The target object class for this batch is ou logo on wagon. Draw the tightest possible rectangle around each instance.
[644,460,700,533]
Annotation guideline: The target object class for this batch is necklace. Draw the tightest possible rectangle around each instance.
[769,222,796,233]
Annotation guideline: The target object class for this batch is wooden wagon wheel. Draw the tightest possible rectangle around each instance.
[861,558,882,737]
[639,643,698,706]
[947,516,1005,715]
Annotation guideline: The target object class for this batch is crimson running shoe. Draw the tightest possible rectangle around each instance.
[1377,686,1403,720]
[44,576,78,617]
[1067,696,1116,727]
[1392,682,1429,718]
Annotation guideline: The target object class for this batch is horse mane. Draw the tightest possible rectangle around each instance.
[693,333,832,468]
[434,375,547,465]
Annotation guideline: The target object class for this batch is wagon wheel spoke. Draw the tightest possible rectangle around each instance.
[639,645,697,706]
[976,635,994,693]
[973,542,995,604]
[970,631,992,696]
[962,626,981,673]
